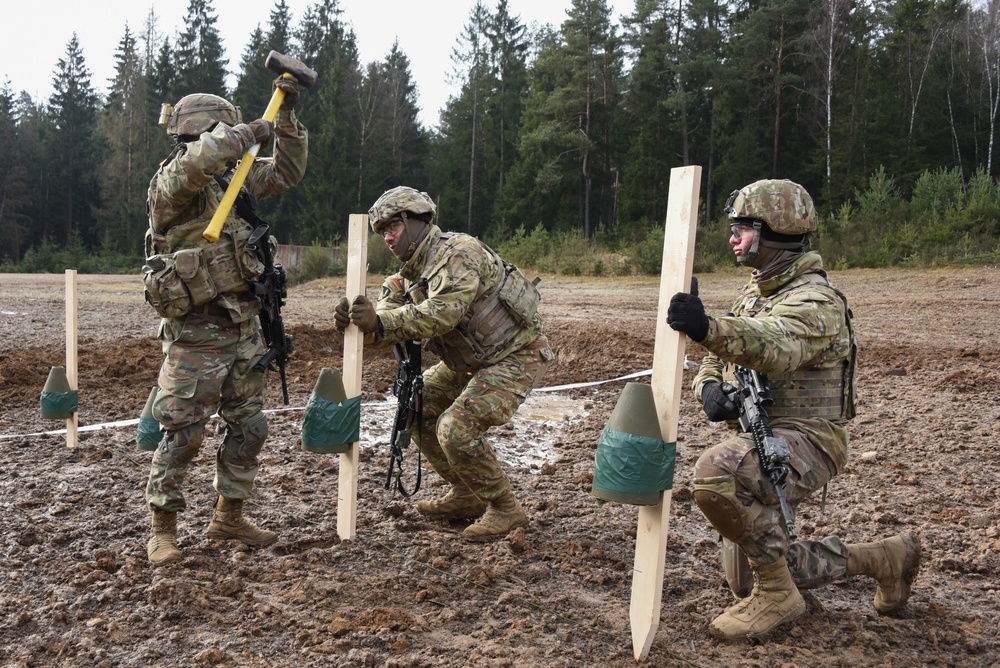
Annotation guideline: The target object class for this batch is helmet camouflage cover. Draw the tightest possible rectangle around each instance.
[368,186,437,233]
[163,93,241,138]
[725,179,817,235]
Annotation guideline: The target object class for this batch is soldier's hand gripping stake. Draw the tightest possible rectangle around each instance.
[203,51,318,242]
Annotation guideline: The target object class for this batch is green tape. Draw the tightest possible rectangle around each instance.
[40,390,79,419]
[136,416,163,451]
[300,394,361,454]
[592,427,676,505]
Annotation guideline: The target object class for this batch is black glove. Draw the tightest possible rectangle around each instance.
[334,296,350,332]
[701,382,739,422]
[273,76,299,110]
[667,292,709,342]
[348,295,380,334]
[247,118,271,145]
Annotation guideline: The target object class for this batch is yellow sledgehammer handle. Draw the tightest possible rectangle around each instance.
[202,75,291,242]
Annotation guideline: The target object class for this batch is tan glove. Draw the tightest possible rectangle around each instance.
[246,118,271,144]
[334,296,350,332]
[273,76,299,110]
[348,295,379,334]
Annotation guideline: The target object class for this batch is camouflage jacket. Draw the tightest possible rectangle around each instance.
[692,251,855,471]
[371,225,542,370]
[145,108,307,321]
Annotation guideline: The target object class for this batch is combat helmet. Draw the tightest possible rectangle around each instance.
[724,179,817,235]
[160,93,242,139]
[368,186,437,233]
[724,179,816,264]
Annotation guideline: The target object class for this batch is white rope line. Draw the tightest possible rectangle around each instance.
[1,367,656,441]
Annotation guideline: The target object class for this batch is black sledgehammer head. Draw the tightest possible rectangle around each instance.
[265,50,318,89]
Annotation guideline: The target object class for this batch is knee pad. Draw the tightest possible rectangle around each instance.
[692,475,750,542]
[221,411,268,463]
[155,424,204,468]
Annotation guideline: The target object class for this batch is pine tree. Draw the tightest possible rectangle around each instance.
[435,0,530,236]
[291,0,362,244]
[233,0,296,122]
[11,92,48,253]
[173,0,228,97]
[47,33,101,248]
[95,25,149,255]
[381,42,426,193]
[498,0,621,238]
[0,82,31,261]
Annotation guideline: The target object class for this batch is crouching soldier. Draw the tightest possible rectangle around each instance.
[335,186,555,541]
[668,178,920,639]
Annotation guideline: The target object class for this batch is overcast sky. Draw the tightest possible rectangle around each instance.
[2,0,625,129]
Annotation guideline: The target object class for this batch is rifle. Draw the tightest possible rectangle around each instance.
[732,366,797,541]
[384,278,428,498]
[248,223,293,405]
[386,338,423,497]
[212,174,294,406]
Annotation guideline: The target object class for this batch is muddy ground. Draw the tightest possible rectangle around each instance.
[0,266,998,668]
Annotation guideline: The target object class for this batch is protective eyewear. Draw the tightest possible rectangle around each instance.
[381,218,405,237]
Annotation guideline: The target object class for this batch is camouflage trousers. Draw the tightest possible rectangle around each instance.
[693,427,849,595]
[413,335,553,503]
[146,311,268,512]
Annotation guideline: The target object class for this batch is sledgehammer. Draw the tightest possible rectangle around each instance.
[203,51,318,242]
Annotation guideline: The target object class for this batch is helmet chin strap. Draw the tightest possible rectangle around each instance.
[737,221,764,265]
[738,221,808,266]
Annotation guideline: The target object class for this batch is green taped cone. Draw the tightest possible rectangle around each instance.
[608,381,662,441]
[40,365,78,419]
[314,367,348,405]
[136,387,164,451]
[591,381,676,505]
[300,367,355,454]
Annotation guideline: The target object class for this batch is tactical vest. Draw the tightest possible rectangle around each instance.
[142,179,264,321]
[417,233,540,372]
[735,271,857,422]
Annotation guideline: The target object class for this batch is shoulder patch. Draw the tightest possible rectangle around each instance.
[429,274,443,292]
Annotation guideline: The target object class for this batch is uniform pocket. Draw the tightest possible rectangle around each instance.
[158,361,198,400]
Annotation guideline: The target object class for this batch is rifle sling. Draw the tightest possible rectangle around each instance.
[214,174,267,227]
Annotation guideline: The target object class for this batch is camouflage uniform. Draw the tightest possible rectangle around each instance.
[144,104,308,513]
[369,225,555,503]
[692,250,857,593]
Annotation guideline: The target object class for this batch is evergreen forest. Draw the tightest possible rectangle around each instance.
[1,0,998,276]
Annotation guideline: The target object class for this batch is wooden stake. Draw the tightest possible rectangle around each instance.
[337,214,368,540]
[65,269,79,449]
[630,165,702,660]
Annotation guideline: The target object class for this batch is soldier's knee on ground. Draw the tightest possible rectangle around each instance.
[219,411,268,466]
[154,424,205,468]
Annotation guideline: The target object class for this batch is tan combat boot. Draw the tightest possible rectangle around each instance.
[147,509,182,566]
[462,491,527,542]
[207,497,277,547]
[847,532,920,614]
[709,556,806,640]
[416,486,487,520]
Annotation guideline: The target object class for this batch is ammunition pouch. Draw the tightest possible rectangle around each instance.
[142,224,262,319]
[143,249,214,319]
